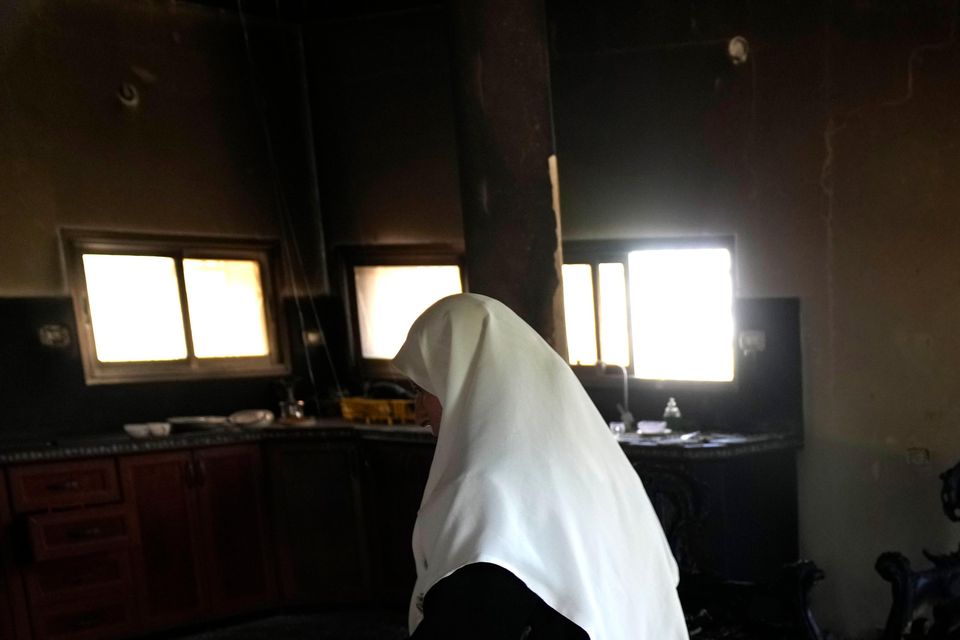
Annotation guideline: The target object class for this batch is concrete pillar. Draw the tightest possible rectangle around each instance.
[448,0,567,356]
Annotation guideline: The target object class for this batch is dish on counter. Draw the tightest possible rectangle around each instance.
[167,416,229,429]
[227,409,274,429]
[124,422,171,438]
[123,424,150,439]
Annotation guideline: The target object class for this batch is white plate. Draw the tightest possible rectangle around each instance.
[167,416,228,429]
[228,410,274,429]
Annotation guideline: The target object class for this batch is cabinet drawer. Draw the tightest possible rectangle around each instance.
[28,506,134,561]
[8,459,120,512]
[31,588,136,640]
[25,551,133,604]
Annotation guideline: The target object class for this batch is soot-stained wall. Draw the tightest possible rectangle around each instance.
[0,0,332,436]
[0,0,325,296]
[550,1,960,636]
[303,6,463,249]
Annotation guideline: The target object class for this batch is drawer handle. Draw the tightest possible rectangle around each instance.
[46,480,80,492]
[67,526,104,540]
[64,569,101,586]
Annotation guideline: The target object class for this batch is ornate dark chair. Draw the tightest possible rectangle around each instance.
[681,560,829,640]
[876,461,960,639]
[634,463,828,639]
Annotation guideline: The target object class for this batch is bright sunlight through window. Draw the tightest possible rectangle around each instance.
[183,259,270,358]
[354,265,462,359]
[562,264,598,366]
[628,248,734,382]
[598,263,630,366]
[82,254,188,362]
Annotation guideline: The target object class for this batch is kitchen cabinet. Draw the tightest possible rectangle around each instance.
[8,459,120,513]
[7,459,138,640]
[266,441,370,603]
[1,471,25,640]
[627,447,798,582]
[362,441,434,604]
[120,444,276,632]
[193,445,277,616]
[120,450,205,629]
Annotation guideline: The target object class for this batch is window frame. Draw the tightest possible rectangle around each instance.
[338,244,466,380]
[63,229,289,385]
[563,236,738,389]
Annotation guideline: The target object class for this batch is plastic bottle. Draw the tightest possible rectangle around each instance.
[663,397,682,431]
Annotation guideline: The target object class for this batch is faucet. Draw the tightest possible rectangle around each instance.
[599,362,634,432]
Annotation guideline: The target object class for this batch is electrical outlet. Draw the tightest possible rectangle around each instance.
[738,330,766,355]
[906,447,931,466]
[37,324,71,348]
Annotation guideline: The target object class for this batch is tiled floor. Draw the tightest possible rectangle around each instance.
[171,611,409,640]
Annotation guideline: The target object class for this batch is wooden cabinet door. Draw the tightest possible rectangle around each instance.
[120,451,207,630]
[267,442,369,603]
[1,472,20,639]
[363,441,434,604]
[193,444,277,617]
[1,471,32,640]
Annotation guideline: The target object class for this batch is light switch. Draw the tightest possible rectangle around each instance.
[906,447,931,466]
[738,330,766,355]
[37,324,71,348]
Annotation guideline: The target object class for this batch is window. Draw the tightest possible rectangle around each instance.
[562,239,735,382]
[341,245,464,377]
[64,231,287,384]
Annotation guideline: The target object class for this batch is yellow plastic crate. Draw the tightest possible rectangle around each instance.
[339,397,416,425]
[389,399,416,424]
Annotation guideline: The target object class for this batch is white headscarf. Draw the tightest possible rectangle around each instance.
[393,293,688,640]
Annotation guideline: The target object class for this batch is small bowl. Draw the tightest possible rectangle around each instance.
[124,424,150,439]
[146,422,171,437]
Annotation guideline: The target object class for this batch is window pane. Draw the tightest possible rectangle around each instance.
[82,254,188,362]
[561,264,598,366]
[355,265,462,359]
[183,259,270,358]
[628,248,734,382]
[598,263,630,366]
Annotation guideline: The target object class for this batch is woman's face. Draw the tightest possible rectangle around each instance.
[414,387,443,436]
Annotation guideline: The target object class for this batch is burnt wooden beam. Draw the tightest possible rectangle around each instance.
[448,0,567,356]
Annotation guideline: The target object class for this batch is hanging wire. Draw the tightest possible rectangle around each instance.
[236,0,345,402]
[882,0,958,108]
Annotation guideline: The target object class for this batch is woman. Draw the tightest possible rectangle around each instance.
[393,293,688,640]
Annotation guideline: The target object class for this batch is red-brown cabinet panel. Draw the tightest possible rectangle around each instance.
[25,550,133,605]
[193,444,277,617]
[120,451,206,630]
[29,586,137,640]
[362,442,434,604]
[1,471,28,639]
[28,505,135,561]
[8,459,119,513]
[267,442,370,603]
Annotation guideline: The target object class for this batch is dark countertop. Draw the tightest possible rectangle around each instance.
[618,431,801,461]
[0,420,800,466]
[0,419,431,464]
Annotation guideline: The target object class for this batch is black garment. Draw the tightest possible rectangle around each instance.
[409,563,589,640]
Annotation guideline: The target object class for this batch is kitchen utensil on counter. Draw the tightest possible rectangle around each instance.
[228,409,274,429]
[123,424,150,438]
[278,377,306,421]
[124,422,171,438]
[147,422,171,437]
[167,416,229,429]
[609,421,626,439]
[280,399,305,420]
[636,420,669,435]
